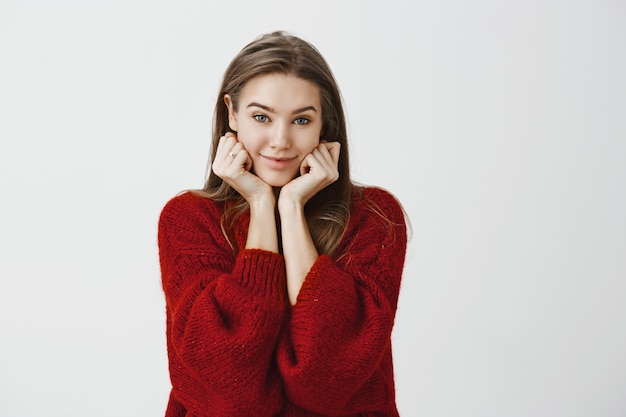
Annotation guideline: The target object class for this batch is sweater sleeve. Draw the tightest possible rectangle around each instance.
[158,193,286,417]
[276,188,407,415]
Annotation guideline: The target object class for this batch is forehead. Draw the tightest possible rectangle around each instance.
[239,73,321,111]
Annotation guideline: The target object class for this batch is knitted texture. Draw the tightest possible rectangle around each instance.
[158,186,407,417]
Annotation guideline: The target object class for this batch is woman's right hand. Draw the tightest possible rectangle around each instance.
[212,132,274,205]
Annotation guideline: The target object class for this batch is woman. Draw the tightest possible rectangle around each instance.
[158,31,408,417]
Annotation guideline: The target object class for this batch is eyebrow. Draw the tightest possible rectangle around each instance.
[246,102,318,114]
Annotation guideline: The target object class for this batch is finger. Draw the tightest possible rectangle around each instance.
[215,135,236,160]
[309,146,328,167]
[227,141,254,172]
[231,148,250,169]
[310,144,339,182]
[214,137,245,176]
[300,153,312,176]
[323,141,341,163]
[213,136,230,171]
[228,142,244,161]
[312,144,335,169]
[217,134,245,164]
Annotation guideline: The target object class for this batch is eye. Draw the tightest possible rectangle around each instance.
[294,117,310,125]
[253,114,269,123]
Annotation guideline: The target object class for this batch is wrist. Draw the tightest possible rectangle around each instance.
[246,192,278,253]
[277,191,305,216]
[248,190,276,213]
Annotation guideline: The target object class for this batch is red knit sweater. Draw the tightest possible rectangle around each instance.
[158,186,407,417]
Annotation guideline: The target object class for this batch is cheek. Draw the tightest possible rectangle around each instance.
[305,137,321,153]
[237,126,264,150]
[300,129,322,150]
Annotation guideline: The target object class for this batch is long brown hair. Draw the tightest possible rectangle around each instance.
[197,31,353,256]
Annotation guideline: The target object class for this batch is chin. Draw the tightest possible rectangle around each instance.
[259,173,296,188]
[264,179,292,188]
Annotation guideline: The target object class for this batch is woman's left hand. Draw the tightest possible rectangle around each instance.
[278,141,341,210]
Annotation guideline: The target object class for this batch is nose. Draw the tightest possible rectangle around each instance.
[269,121,291,149]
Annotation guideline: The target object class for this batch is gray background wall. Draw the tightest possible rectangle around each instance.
[1,0,625,416]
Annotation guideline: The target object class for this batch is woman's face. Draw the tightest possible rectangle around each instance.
[225,73,323,187]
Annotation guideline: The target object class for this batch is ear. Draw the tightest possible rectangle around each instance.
[223,94,238,132]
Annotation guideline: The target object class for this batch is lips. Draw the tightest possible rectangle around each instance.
[261,155,297,170]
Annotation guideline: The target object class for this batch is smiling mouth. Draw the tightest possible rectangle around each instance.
[261,155,296,169]
[262,155,296,161]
